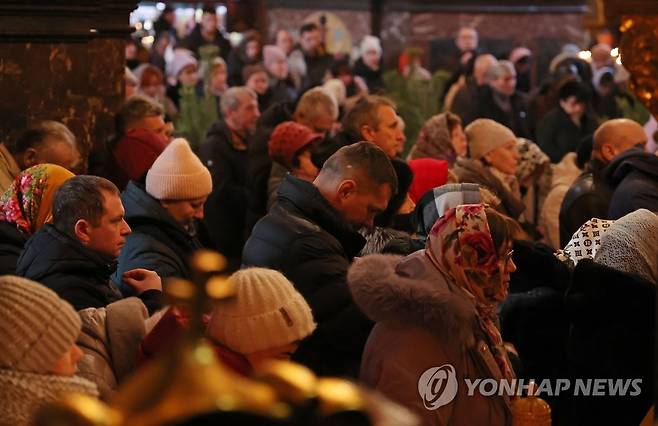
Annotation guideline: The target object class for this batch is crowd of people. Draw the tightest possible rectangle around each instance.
[1,7,657,425]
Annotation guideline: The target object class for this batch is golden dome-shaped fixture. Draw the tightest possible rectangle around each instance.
[35,250,378,426]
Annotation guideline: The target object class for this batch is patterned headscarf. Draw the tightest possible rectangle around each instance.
[515,138,550,183]
[409,113,461,166]
[426,203,514,381]
[0,164,74,235]
[555,218,614,268]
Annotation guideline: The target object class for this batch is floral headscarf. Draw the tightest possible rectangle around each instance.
[409,113,461,166]
[0,164,74,235]
[426,203,514,381]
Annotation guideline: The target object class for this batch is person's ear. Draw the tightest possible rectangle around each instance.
[601,144,616,163]
[74,219,92,245]
[360,124,376,142]
[22,147,39,168]
[336,179,357,200]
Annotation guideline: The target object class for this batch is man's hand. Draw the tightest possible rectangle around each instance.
[123,269,162,294]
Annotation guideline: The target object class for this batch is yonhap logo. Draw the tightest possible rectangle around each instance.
[418,364,459,410]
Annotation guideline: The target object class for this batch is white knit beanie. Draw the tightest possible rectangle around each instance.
[465,118,517,160]
[594,209,658,283]
[360,35,382,57]
[207,268,316,355]
[146,138,212,200]
[0,276,81,374]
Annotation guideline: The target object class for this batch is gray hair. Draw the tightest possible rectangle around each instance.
[220,86,257,115]
[115,95,164,135]
[295,87,339,121]
[12,121,77,154]
[485,60,516,81]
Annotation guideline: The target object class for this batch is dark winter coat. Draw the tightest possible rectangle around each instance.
[558,159,612,247]
[605,146,658,219]
[0,221,27,275]
[353,57,384,94]
[16,225,121,310]
[245,101,296,234]
[499,240,571,422]
[452,157,525,219]
[454,84,530,139]
[200,120,250,270]
[536,107,597,164]
[178,26,231,61]
[242,175,371,377]
[566,259,654,426]
[113,182,203,296]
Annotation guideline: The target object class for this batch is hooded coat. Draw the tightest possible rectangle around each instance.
[348,253,512,426]
[113,182,203,296]
[242,175,371,377]
[604,146,658,219]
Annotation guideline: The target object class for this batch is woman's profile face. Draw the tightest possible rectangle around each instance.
[484,140,519,175]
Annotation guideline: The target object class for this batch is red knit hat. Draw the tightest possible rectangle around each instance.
[268,121,323,169]
[112,128,168,190]
[407,158,450,203]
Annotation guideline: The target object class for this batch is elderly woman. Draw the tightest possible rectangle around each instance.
[0,164,74,274]
[407,112,468,167]
[453,119,525,220]
[349,203,517,425]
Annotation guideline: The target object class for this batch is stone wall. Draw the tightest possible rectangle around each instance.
[0,1,136,172]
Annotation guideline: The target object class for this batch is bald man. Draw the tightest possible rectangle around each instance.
[559,119,648,244]
[448,54,497,122]
[602,120,658,219]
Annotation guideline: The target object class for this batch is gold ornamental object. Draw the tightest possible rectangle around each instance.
[35,250,373,426]
[619,15,658,117]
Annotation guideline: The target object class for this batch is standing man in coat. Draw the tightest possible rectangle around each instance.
[242,142,398,377]
[114,138,212,295]
[201,87,260,271]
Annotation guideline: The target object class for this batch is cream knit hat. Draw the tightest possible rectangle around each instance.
[465,119,516,160]
[0,275,81,374]
[207,268,316,355]
[146,138,212,200]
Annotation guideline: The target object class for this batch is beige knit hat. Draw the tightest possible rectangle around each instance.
[207,268,316,355]
[465,119,516,160]
[0,275,81,374]
[146,138,212,200]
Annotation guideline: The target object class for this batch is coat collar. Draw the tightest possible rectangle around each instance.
[277,175,365,258]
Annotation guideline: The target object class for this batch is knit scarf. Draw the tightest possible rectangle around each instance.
[0,368,99,426]
[426,204,514,382]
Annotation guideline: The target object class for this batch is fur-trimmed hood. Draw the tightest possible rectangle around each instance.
[347,252,477,344]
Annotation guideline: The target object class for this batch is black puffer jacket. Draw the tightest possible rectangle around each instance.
[605,146,658,219]
[113,182,203,296]
[242,175,371,377]
[16,224,161,313]
[16,224,123,310]
[566,259,654,426]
